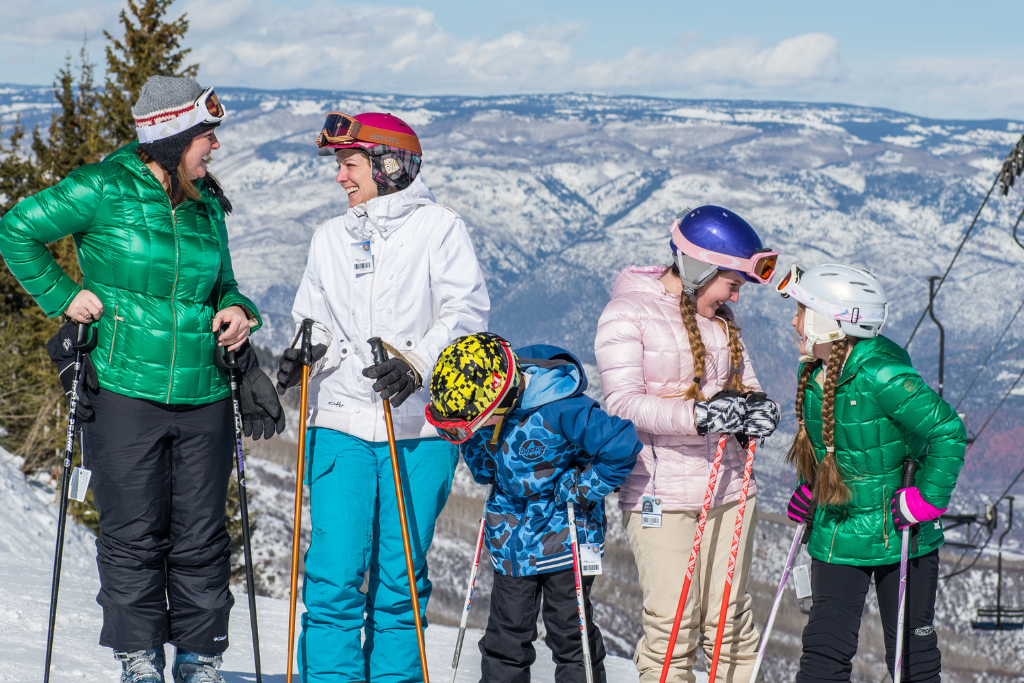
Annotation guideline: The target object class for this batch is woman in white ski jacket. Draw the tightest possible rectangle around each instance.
[595,206,781,683]
[276,112,488,683]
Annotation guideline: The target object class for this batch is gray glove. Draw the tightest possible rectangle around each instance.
[742,392,780,438]
[695,389,746,436]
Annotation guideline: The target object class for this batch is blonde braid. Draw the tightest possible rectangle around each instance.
[815,338,850,505]
[716,305,748,393]
[679,293,708,402]
[786,361,820,485]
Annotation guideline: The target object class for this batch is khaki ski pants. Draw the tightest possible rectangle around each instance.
[624,496,760,683]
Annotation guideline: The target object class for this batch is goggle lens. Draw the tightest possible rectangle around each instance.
[754,253,777,281]
[777,265,804,292]
[317,113,360,147]
[204,91,225,118]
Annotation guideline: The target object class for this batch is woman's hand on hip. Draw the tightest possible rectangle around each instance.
[65,290,104,324]
[213,305,250,351]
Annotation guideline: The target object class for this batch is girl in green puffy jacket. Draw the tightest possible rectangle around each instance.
[0,77,285,683]
[777,263,965,683]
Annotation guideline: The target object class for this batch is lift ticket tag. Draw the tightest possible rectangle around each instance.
[69,467,92,502]
[792,564,812,600]
[351,241,373,274]
[579,543,603,576]
[641,495,663,528]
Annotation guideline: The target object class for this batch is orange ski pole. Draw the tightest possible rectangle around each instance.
[707,439,757,683]
[283,319,313,683]
[368,337,430,683]
[658,433,729,683]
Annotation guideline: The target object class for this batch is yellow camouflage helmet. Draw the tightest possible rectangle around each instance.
[425,333,521,443]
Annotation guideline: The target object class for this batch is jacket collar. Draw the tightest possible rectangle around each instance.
[345,174,436,239]
[104,141,215,208]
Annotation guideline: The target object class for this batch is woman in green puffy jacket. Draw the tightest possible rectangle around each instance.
[0,76,284,683]
[776,263,965,683]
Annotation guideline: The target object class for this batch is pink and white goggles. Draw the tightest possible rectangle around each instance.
[671,219,779,284]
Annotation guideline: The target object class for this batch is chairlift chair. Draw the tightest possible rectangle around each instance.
[970,497,1024,631]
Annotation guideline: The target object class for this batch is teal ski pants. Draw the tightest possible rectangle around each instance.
[298,428,458,682]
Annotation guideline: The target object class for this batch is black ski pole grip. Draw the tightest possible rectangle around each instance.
[300,319,313,366]
[73,321,98,352]
[901,459,919,489]
[367,337,389,366]
[224,347,238,369]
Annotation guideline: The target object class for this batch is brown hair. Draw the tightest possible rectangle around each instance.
[669,264,749,401]
[785,336,852,505]
[136,147,203,203]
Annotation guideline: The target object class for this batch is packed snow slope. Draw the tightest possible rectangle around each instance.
[0,445,650,683]
[2,85,1023,483]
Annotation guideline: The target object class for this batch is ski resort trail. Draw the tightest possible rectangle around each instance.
[0,447,654,683]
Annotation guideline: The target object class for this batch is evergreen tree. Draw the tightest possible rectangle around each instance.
[99,0,198,148]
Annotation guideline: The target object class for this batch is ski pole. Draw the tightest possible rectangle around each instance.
[284,319,313,683]
[222,345,263,683]
[708,439,757,683]
[748,520,805,683]
[567,500,594,683]
[658,433,729,683]
[368,337,431,683]
[893,459,919,683]
[450,483,493,683]
[43,321,96,683]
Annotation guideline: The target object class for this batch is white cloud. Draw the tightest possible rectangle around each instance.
[1,0,1022,120]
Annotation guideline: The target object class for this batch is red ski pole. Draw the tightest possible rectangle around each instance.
[658,434,729,683]
[707,439,757,683]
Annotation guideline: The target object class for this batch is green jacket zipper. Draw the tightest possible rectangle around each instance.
[166,206,180,403]
[108,304,122,364]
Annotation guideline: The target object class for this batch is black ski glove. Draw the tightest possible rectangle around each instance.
[741,392,781,438]
[362,357,421,408]
[695,389,746,436]
[233,342,286,440]
[276,343,327,392]
[46,321,99,420]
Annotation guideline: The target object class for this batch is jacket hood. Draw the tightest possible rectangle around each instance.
[104,140,217,206]
[514,344,587,410]
[609,265,676,302]
[347,174,436,238]
[840,334,910,382]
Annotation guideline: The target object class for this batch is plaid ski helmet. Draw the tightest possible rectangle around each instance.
[426,333,522,444]
[315,111,422,195]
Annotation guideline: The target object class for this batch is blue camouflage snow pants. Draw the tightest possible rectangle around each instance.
[298,428,458,682]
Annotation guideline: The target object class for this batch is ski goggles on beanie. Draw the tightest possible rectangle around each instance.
[671,217,778,285]
[425,333,522,445]
[316,112,423,155]
[135,87,225,144]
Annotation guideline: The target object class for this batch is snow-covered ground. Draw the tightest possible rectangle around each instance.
[0,447,648,682]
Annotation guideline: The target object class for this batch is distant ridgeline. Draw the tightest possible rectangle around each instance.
[3,84,1023,487]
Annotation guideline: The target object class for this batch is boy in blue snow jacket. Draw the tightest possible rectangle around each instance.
[425,333,642,683]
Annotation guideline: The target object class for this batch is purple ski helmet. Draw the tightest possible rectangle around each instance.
[669,205,778,294]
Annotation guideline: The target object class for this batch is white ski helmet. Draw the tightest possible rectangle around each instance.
[777,263,889,347]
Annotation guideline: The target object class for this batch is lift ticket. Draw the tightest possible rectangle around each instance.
[641,495,663,528]
[579,543,603,576]
[351,241,373,274]
[69,467,92,502]
[792,564,812,599]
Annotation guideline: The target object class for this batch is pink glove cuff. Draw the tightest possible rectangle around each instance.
[894,487,946,525]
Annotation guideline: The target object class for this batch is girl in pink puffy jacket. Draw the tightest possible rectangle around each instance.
[595,206,781,683]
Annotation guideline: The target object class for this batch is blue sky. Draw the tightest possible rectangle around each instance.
[2,0,1022,119]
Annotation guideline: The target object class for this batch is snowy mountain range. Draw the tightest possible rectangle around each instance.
[4,83,1023,490]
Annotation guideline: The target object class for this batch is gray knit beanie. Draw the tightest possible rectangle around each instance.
[133,76,223,204]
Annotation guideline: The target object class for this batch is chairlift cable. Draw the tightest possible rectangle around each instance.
[904,175,1000,349]
[966,361,1024,453]
[954,296,1024,411]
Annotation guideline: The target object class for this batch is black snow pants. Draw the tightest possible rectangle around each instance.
[479,569,607,683]
[83,388,234,654]
[796,549,941,683]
